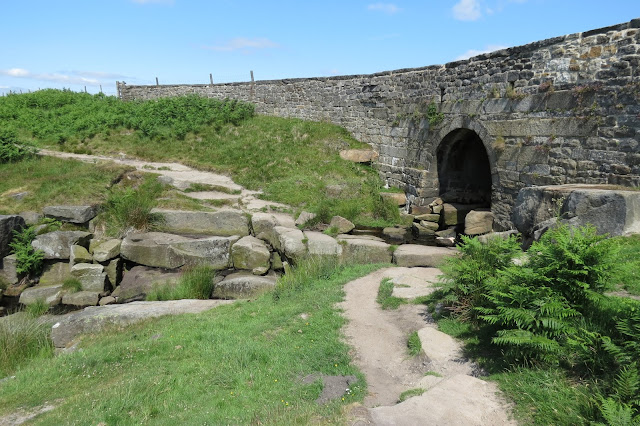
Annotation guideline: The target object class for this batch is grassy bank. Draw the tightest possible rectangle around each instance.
[1,90,401,226]
[0,260,383,424]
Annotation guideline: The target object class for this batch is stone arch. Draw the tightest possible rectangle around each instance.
[432,118,496,207]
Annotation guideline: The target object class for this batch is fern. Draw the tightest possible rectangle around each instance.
[595,398,640,426]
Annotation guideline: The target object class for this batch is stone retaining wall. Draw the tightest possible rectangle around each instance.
[117,19,640,229]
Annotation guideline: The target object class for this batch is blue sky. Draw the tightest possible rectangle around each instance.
[1,1,639,95]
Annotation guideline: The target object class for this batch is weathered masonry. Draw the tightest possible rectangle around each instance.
[118,19,640,230]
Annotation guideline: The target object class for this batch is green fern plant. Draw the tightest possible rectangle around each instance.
[8,226,44,276]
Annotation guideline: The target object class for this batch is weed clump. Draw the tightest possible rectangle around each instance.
[147,265,216,301]
[0,312,53,376]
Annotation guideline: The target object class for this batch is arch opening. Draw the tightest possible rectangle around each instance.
[437,128,492,206]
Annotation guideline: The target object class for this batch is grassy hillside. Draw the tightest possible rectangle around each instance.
[0,90,400,226]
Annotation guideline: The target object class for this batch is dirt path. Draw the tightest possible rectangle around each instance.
[340,267,516,425]
[38,149,289,212]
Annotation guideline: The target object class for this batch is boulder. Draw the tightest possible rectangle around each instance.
[380,192,406,206]
[92,239,121,262]
[213,272,277,299]
[0,215,25,258]
[477,230,519,244]
[43,205,98,224]
[31,231,92,260]
[415,213,441,223]
[435,228,457,238]
[62,291,100,307]
[393,245,458,268]
[231,236,271,275]
[271,252,284,270]
[69,245,92,267]
[412,223,436,243]
[338,237,392,264]
[50,299,233,348]
[329,216,355,234]
[99,296,116,306]
[111,266,182,303]
[464,210,494,235]
[382,227,411,243]
[19,284,63,306]
[339,149,379,163]
[120,232,191,269]
[105,258,123,287]
[419,220,439,231]
[295,211,317,227]
[435,237,456,247]
[151,208,249,236]
[514,184,640,238]
[70,263,107,292]
[274,226,308,262]
[0,254,19,285]
[39,262,71,286]
[304,231,342,257]
[442,203,485,226]
[19,211,42,225]
[252,212,296,248]
[170,237,232,269]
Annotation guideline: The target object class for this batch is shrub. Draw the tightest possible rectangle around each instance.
[0,312,53,376]
[0,127,37,163]
[8,226,44,276]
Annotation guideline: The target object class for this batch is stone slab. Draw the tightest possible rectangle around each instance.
[393,245,458,268]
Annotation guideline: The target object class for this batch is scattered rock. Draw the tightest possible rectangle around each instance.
[19,211,43,225]
[105,258,123,287]
[419,220,439,231]
[274,226,308,262]
[0,215,25,258]
[329,216,355,234]
[50,299,233,348]
[339,149,379,163]
[295,211,317,227]
[111,266,182,303]
[70,263,107,292]
[252,212,297,248]
[436,237,456,247]
[92,239,122,262]
[0,254,19,285]
[62,291,100,307]
[19,284,63,306]
[43,205,98,224]
[442,203,485,226]
[213,272,277,299]
[380,192,406,206]
[393,245,458,268]
[464,210,494,235]
[435,228,457,238]
[412,222,436,243]
[99,296,116,306]
[31,231,92,260]
[382,227,411,243]
[232,235,271,275]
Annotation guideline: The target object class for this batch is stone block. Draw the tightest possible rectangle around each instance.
[231,235,271,275]
[43,205,98,224]
[213,272,277,299]
[39,261,71,286]
[70,263,107,292]
[338,237,392,264]
[152,209,249,236]
[19,284,63,306]
[92,239,122,262]
[464,210,494,235]
[69,245,92,267]
[111,266,181,303]
[31,231,92,260]
[0,215,25,258]
[329,216,355,234]
[62,291,100,307]
[0,254,19,285]
[393,245,458,268]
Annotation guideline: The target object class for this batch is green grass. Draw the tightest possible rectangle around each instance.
[407,331,422,356]
[147,266,216,301]
[0,313,54,377]
[398,388,426,402]
[604,234,640,295]
[61,278,82,293]
[376,278,408,310]
[0,156,131,214]
[24,300,49,318]
[0,261,383,424]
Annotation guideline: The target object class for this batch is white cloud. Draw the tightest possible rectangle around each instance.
[71,70,127,79]
[203,37,280,52]
[455,44,507,60]
[367,3,401,14]
[453,0,482,21]
[0,68,119,86]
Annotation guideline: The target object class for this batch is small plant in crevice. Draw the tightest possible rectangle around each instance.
[62,278,83,293]
[25,300,49,318]
[147,265,216,301]
[407,331,422,356]
[538,81,555,94]
[398,388,426,402]
[9,226,44,277]
[506,85,526,100]
[425,101,444,127]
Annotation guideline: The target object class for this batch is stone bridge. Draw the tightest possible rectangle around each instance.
[117,19,640,230]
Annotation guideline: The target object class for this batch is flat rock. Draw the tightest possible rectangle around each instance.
[69,245,92,267]
[0,254,19,285]
[380,192,406,206]
[418,327,464,363]
[152,208,249,236]
[369,374,515,426]
[415,213,441,223]
[295,211,317,227]
[50,299,234,348]
[231,235,271,275]
[213,271,277,299]
[337,234,385,242]
[339,149,379,163]
[274,226,307,262]
[382,227,411,243]
[19,211,42,225]
[0,215,25,258]
[70,263,107,292]
[43,205,98,224]
[120,232,191,269]
[304,231,342,257]
[92,239,122,262]
[19,284,64,306]
[31,231,92,260]
[419,220,439,231]
[465,210,494,235]
[62,291,100,307]
[442,203,485,226]
[390,268,442,299]
[252,212,297,248]
[393,245,458,268]
[330,216,355,234]
[111,266,182,303]
[170,236,232,269]
[339,238,392,265]
[412,222,436,243]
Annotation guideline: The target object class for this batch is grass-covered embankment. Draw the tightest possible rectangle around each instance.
[0,260,384,424]
[0,90,401,226]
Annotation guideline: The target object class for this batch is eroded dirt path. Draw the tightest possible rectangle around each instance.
[340,267,516,425]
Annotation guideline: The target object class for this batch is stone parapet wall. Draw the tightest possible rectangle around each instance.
[118,19,640,229]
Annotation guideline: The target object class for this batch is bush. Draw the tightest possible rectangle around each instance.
[0,127,37,163]
[8,226,44,276]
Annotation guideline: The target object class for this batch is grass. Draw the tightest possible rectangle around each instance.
[61,278,82,293]
[0,313,54,377]
[24,300,50,318]
[376,278,408,310]
[407,331,422,356]
[0,156,130,214]
[0,261,384,424]
[604,234,640,295]
[398,388,426,402]
[146,265,216,301]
